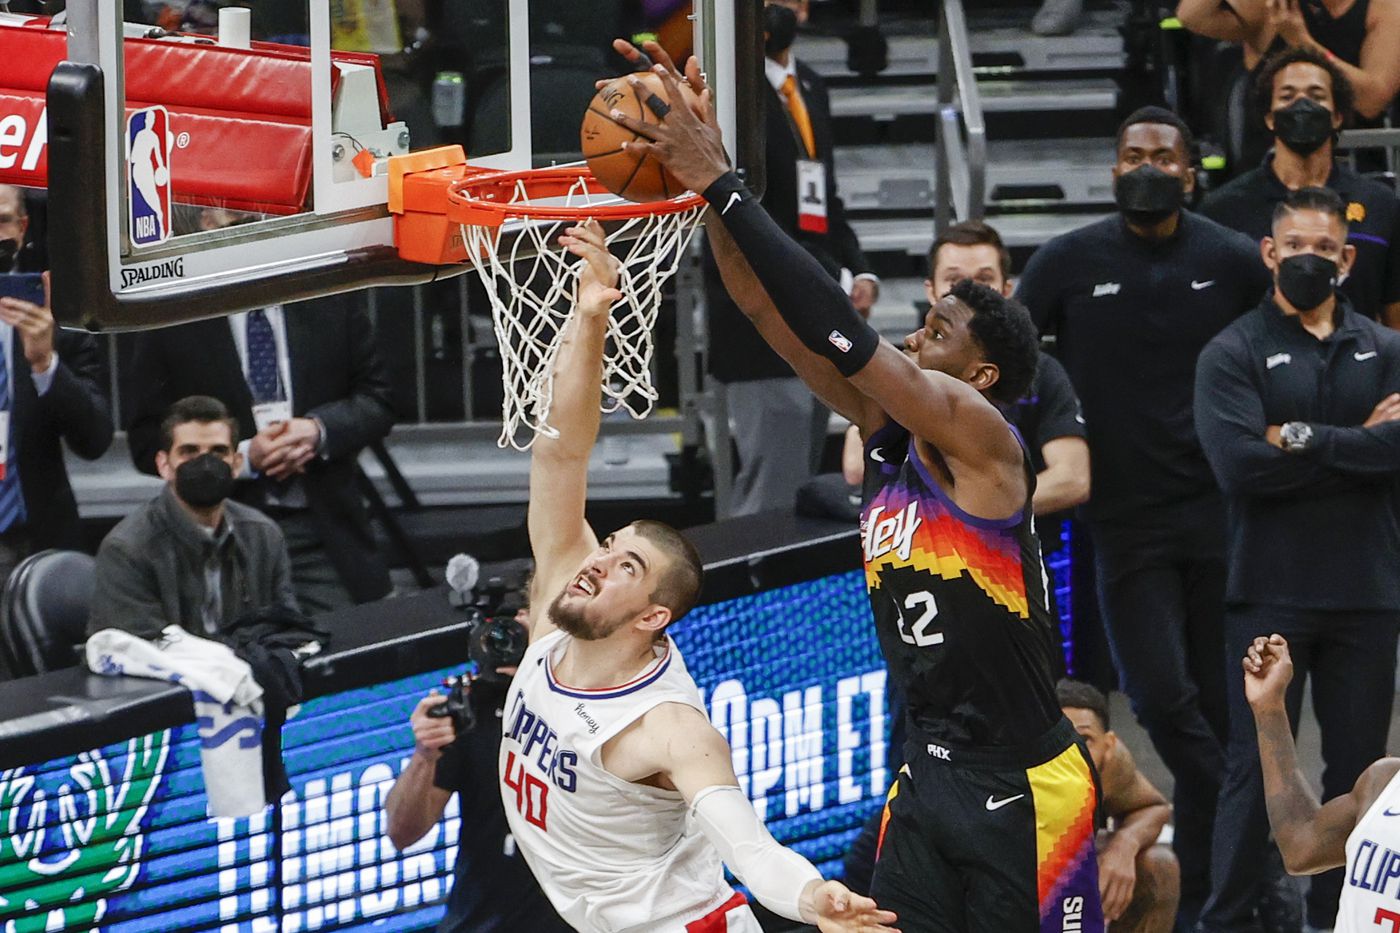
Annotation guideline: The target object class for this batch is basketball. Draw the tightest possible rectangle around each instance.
[581,71,684,203]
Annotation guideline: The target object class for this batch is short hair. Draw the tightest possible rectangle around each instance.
[928,220,1011,282]
[1114,105,1195,165]
[630,520,704,623]
[0,185,26,218]
[1056,678,1110,731]
[158,395,238,452]
[949,279,1040,404]
[1272,185,1349,234]
[1253,45,1354,127]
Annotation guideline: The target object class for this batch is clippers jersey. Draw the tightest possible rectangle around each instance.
[860,422,1061,748]
[1337,766,1400,932]
[499,630,742,933]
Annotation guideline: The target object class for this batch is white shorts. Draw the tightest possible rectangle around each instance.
[647,889,763,933]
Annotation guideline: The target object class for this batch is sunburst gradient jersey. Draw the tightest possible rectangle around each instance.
[860,420,1062,747]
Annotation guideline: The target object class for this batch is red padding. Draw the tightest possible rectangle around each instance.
[0,23,391,213]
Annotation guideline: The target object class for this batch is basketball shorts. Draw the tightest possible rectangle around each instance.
[870,717,1104,933]
[644,889,761,933]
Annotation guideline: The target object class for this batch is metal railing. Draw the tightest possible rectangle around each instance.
[1338,127,1400,179]
[933,0,988,232]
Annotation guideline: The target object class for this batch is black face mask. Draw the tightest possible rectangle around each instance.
[0,239,18,272]
[1277,253,1339,311]
[174,453,235,508]
[764,4,798,57]
[1273,97,1335,157]
[1114,164,1183,226]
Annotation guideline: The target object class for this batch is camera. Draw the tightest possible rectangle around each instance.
[427,670,478,734]
[450,573,530,683]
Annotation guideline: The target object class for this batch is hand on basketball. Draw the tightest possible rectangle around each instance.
[1243,633,1293,712]
[803,880,900,933]
[0,270,55,373]
[561,219,622,317]
[410,693,456,762]
[608,65,731,196]
[608,39,712,123]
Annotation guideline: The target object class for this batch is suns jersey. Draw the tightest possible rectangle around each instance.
[498,630,733,933]
[860,421,1061,748]
[1337,767,1400,933]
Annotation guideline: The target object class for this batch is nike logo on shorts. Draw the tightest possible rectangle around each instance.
[870,448,886,463]
[985,794,1024,811]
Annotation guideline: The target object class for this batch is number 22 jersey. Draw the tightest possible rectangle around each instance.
[860,421,1062,749]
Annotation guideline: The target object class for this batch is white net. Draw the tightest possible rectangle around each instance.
[460,174,706,450]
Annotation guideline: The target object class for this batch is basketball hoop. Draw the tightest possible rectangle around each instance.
[447,166,706,450]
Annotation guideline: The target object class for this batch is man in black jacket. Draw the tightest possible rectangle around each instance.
[1015,107,1270,930]
[1195,186,1400,932]
[0,185,113,589]
[704,0,876,517]
[123,292,394,615]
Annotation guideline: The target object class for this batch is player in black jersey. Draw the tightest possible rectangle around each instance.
[606,42,1104,932]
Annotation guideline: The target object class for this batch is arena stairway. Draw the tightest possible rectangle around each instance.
[797,1,1129,338]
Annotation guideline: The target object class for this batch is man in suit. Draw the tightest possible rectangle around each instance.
[0,185,114,587]
[123,291,395,615]
[705,0,877,517]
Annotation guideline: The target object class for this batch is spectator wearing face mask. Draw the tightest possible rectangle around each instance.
[701,0,876,518]
[1201,47,1400,328]
[1194,185,1400,933]
[1015,106,1270,930]
[89,395,299,640]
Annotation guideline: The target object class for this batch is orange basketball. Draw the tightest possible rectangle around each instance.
[581,71,684,203]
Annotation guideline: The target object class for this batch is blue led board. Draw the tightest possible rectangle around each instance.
[0,570,889,931]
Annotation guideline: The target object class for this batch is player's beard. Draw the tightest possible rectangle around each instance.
[548,589,626,641]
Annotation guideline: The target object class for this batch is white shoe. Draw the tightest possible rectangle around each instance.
[1032,0,1084,36]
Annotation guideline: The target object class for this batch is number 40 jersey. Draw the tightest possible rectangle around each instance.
[498,630,740,933]
[860,422,1062,750]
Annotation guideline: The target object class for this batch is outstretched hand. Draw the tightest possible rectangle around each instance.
[808,880,901,933]
[608,39,713,123]
[606,63,732,195]
[1243,633,1294,712]
[560,219,622,317]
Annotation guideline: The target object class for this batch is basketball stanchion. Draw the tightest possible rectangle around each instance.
[445,167,706,450]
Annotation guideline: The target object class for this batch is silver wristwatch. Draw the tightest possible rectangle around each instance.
[1280,421,1314,452]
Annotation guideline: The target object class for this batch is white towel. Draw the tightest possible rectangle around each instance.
[86,626,268,817]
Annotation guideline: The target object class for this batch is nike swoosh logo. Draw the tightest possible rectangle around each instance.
[1384,807,1400,817]
[1191,280,1215,290]
[869,448,886,463]
[1355,351,1378,361]
[721,191,743,215]
[985,794,1024,811]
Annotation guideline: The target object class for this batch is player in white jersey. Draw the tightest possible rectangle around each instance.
[501,220,898,933]
[1243,633,1400,932]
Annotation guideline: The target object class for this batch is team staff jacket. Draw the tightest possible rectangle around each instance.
[1200,156,1400,323]
[1016,212,1269,524]
[1194,293,1400,610]
[860,422,1062,749]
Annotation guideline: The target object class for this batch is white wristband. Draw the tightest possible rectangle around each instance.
[690,784,822,922]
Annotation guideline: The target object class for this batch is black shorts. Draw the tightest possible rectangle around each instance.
[870,717,1105,933]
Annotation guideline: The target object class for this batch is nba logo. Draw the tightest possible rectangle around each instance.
[127,106,172,247]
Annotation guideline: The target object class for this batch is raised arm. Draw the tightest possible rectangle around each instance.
[604,702,900,933]
[1244,633,1400,874]
[525,221,620,642]
[615,63,1019,474]
[1175,0,1260,43]
[706,216,881,429]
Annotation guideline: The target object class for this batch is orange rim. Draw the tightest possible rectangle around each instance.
[446,166,704,228]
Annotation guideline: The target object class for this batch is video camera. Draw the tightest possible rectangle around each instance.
[431,573,530,735]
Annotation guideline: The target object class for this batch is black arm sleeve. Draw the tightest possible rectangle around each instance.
[703,172,880,377]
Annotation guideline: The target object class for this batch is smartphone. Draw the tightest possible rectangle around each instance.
[0,274,43,307]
